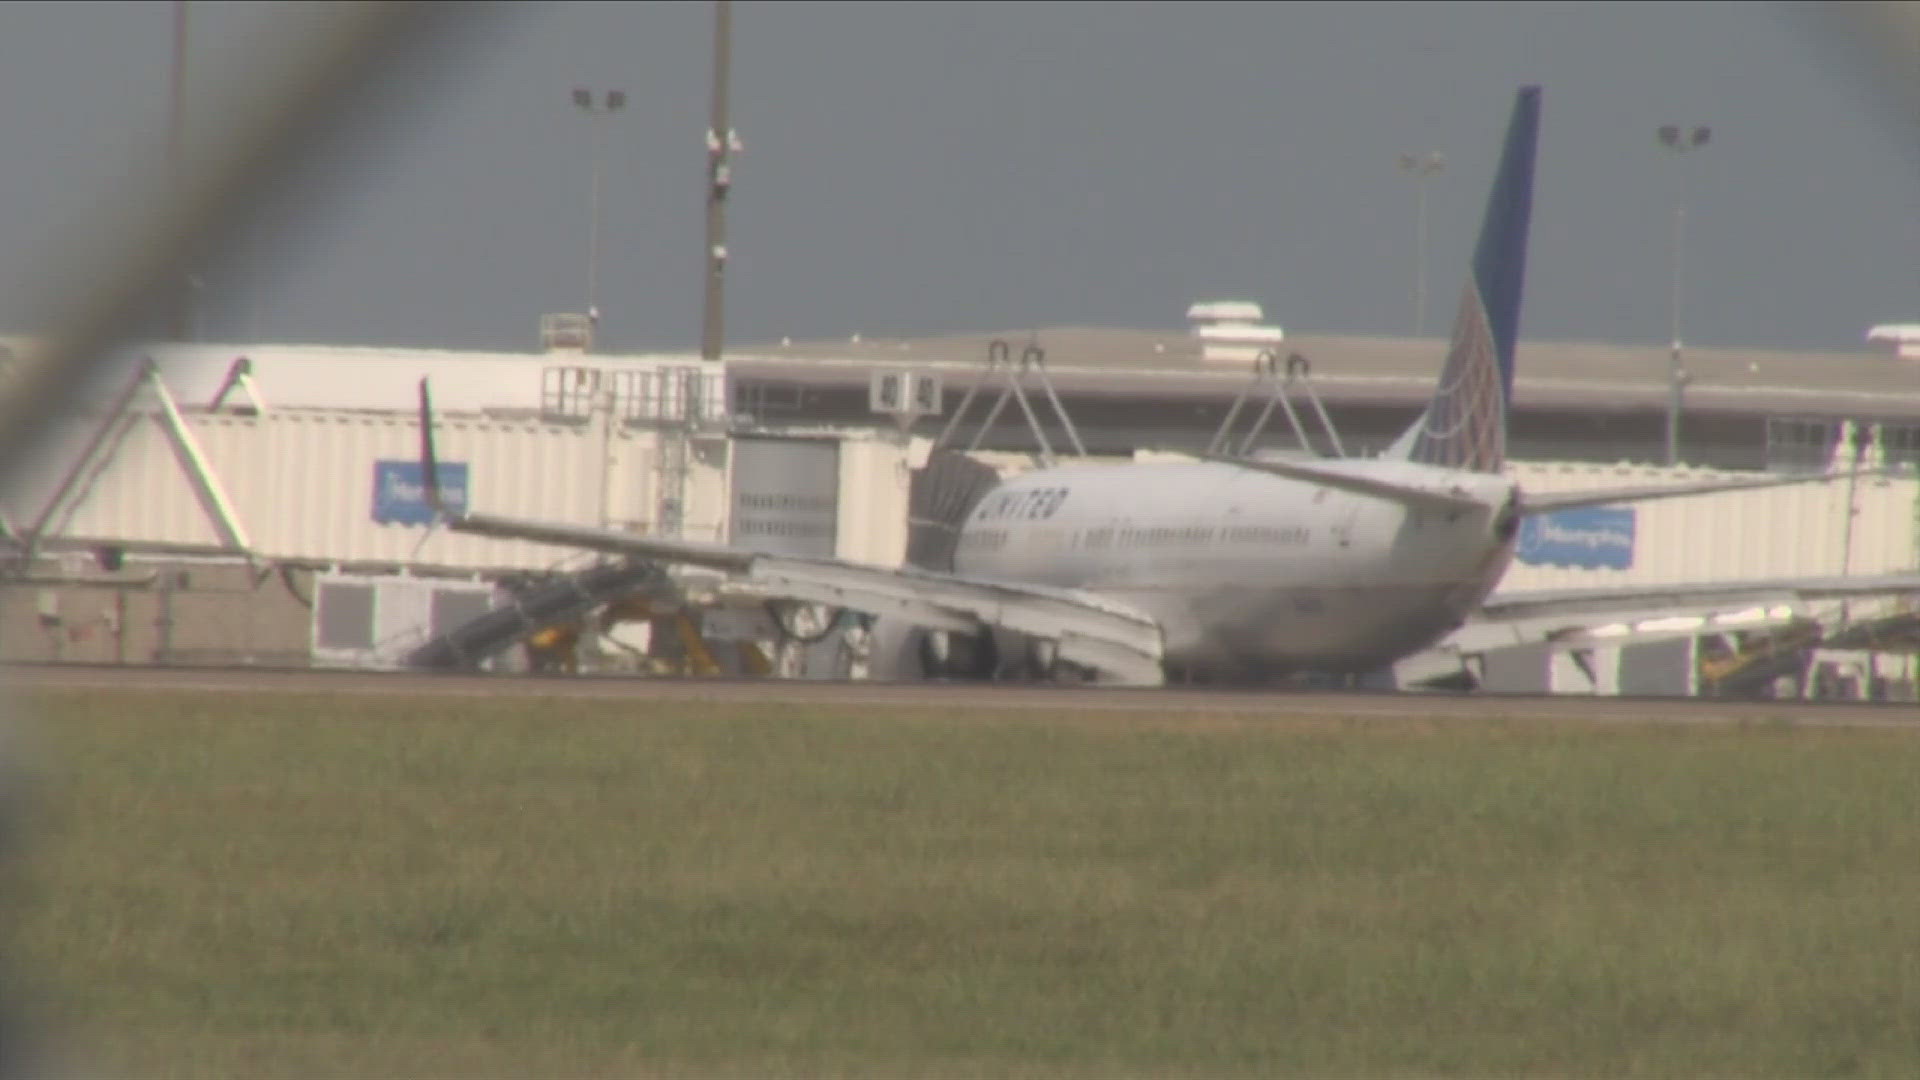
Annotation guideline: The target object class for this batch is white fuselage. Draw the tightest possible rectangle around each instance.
[951,459,1518,677]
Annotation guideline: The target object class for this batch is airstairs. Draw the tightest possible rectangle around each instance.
[402,559,668,671]
[1699,605,1920,700]
[1697,620,1826,698]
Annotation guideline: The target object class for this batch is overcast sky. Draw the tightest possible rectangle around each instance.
[0,1,1914,354]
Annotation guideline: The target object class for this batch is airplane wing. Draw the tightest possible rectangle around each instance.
[416,382,1166,685]
[1521,470,1888,515]
[1434,572,1920,655]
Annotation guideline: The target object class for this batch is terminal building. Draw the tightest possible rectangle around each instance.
[2,305,1917,698]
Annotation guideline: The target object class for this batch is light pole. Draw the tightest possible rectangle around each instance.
[700,0,738,364]
[1398,151,1444,336]
[573,87,626,344]
[1658,123,1709,466]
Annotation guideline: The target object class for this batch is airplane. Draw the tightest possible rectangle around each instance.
[413,85,1919,688]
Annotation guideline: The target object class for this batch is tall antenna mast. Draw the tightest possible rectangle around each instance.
[699,0,736,363]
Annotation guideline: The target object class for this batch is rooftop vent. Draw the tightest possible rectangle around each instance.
[1187,299,1284,364]
[1866,324,1920,361]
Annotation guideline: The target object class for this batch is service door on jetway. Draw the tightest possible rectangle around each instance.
[730,437,840,558]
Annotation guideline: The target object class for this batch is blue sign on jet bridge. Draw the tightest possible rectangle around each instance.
[1516,506,1635,570]
[371,460,467,525]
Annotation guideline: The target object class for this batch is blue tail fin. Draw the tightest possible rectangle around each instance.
[1390,85,1539,474]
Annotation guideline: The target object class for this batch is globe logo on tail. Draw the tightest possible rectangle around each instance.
[1408,282,1507,473]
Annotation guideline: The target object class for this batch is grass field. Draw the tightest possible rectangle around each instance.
[7,687,1920,1078]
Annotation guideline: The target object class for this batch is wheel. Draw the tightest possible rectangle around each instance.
[916,628,999,680]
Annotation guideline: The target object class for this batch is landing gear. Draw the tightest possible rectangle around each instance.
[917,628,1000,681]
[1023,636,1059,680]
[916,628,1098,684]
[766,600,839,644]
[1015,635,1097,684]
